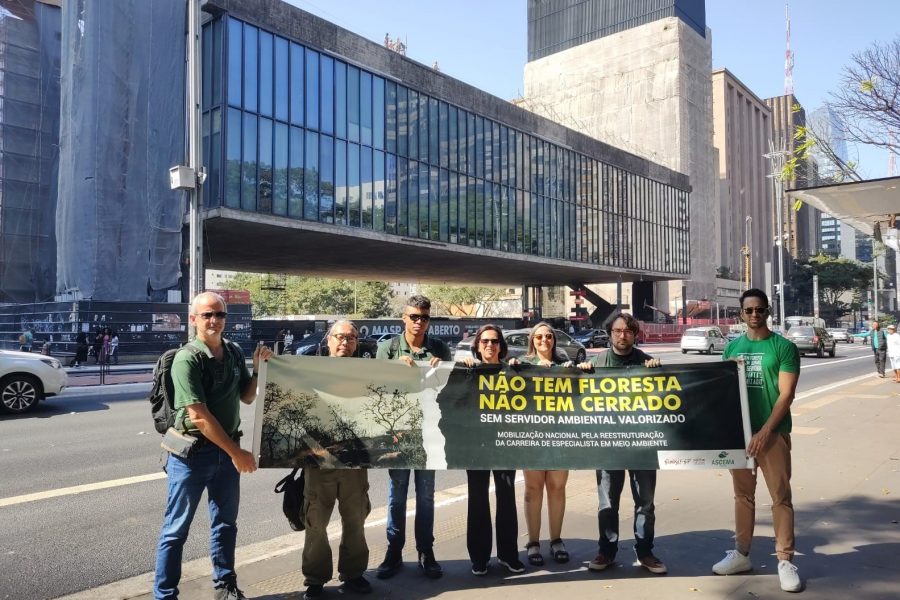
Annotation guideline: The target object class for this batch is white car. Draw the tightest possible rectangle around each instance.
[680,326,728,355]
[0,350,68,414]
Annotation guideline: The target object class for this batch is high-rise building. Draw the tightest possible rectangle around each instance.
[0,0,60,303]
[711,68,774,301]
[522,0,716,319]
[765,94,821,260]
[808,105,857,259]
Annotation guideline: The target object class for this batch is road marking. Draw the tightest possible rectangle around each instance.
[794,373,876,401]
[55,475,523,600]
[0,472,165,508]
[798,354,870,369]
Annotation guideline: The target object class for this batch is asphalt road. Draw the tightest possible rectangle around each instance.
[0,343,878,599]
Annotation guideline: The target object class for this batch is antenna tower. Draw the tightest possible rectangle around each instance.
[784,2,794,96]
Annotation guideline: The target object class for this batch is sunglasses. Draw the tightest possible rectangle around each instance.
[196,311,227,320]
[533,334,554,340]
[331,333,358,343]
[742,307,769,315]
[479,338,501,345]
[405,313,431,323]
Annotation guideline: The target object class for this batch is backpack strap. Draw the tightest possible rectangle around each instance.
[389,334,401,359]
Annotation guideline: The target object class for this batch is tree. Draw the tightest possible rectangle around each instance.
[716,265,739,281]
[419,284,507,316]
[785,255,873,324]
[829,36,900,154]
[223,272,393,317]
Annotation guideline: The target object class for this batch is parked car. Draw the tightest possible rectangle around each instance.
[785,326,836,358]
[454,328,587,363]
[290,331,378,358]
[573,328,609,348]
[1,350,68,414]
[826,328,853,344]
[680,326,728,355]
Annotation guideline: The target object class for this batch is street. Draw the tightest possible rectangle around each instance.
[0,343,896,599]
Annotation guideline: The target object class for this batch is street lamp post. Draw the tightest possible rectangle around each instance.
[765,141,788,326]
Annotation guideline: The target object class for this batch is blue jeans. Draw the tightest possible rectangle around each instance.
[596,469,656,559]
[154,445,240,599]
[386,469,435,552]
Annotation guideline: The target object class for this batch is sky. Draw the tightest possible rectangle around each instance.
[286,0,898,179]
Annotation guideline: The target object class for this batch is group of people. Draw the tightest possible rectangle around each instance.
[868,320,900,381]
[153,289,803,600]
[70,327,119,367]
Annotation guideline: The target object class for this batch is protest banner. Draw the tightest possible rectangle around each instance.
[253,357,752,471]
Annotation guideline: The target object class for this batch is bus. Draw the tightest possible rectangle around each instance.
[784,315,825,331]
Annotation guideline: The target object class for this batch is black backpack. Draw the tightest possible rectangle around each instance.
[149,340,240,434]
[274,467,306,531]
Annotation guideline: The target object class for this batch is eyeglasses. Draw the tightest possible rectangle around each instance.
[741,307,769,315]
[611,328,634,336]
[533,334,554,341]
[331,333,358,343]
[479,338,501,345]
[196,311,227,320]
[405,313,431,323]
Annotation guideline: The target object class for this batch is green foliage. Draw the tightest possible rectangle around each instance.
[786,255,874,323]
[224,272,393,318]
[419,284,507,316]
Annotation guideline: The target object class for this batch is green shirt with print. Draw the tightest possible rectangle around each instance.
[722,333,800,433]
[172,338,251,435]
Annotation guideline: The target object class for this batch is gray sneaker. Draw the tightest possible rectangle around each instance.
[214,582,247,600]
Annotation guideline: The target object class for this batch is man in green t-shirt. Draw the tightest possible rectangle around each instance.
[713,289,802,593]
[154,292,273,600]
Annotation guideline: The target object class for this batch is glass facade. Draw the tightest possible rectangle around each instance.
[201,16,690,275]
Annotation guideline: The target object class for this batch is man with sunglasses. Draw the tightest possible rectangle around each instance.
[713,289,802,593]
[154,292,273,600]
[375,295,450,580]
[581,313,667,576]
[302,320,372,599]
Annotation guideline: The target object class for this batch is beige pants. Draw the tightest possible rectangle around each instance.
[730,432,795,561]
[302,468,370,585]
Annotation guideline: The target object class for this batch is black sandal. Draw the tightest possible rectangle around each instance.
[550,538,569,564]
[525,541,544,566]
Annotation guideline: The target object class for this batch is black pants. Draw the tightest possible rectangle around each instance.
[466,470,518,565]
[874,348,886,376]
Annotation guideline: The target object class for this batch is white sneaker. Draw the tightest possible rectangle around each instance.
[712,550,753,575]
[778,560,801,592]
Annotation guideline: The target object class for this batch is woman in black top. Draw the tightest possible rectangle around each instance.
[460,325,526,575]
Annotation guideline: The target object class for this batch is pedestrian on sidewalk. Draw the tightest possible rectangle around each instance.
[575,313,668,576]
[301,320,372,599]
[109,331,120,365]
[153,292,273,600]
[508,322,572,567]
[712,288,802,593]
[886,324,900,383]
[375,295,450,581]
[869,321,888,378]
[460,324,526,577]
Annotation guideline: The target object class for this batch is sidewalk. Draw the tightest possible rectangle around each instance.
[64,376,900,600]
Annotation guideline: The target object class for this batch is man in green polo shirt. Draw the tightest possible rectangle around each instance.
[154,292,273,600]
[375,295,450,581]
[713,288,802,593]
